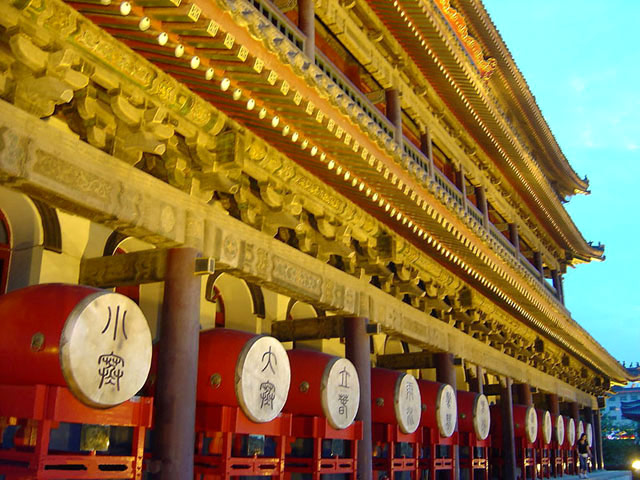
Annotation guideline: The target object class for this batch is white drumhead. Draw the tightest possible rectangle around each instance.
[578,420,585,440]
[394,373,421,434]
[236,336,291,423]
[525,405,538,443]
[60,292,152,408]
[436,383,457,438]
[322,357,360,430]
[556,415,565,445]
[567,417,576,446]
[473,393,491,440]
[586,422,593,447]
[541,410,552,445]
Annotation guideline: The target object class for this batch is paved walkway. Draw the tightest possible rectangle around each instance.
[554,471,631,479]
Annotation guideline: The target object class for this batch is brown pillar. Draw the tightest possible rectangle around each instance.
[547,394,559,417]
[475,185,489,227]
[435,353,460,480]
[468,365,484,394]
[508,223,520,255]
[594,409,604,469]
[557,274,565,304]
[534,251,544,282]
[420,130,435,178]
[583,406,595,470]
[385,88,402,142]
[501,377,518,480]
[298,0,315,58]
[344,317,372,480]
[456,167,468,213]
[515,383,533,406]
[570,402,580,424]
[152,248,201,480]
[551,270,559,292]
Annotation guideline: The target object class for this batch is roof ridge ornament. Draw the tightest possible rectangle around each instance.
[434,0,497,79]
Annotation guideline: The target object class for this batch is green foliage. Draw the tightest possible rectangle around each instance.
[602,439,640,469]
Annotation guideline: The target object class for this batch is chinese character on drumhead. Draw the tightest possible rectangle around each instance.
[101,305,128,342]
[259,380,276,409]
[98,351,125,391]
[339,366,350,388]
[338,393,349,417]
[406,382,414,400]
[261,346,277,374]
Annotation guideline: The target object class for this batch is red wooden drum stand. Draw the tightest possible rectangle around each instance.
[371,369,422,480]
[193,329,292,479]
[535,410,553,479]
[194,405,291,480]
[283,350,362,480]
[561,417,576,476]
[417,380,458,480]
[457,391,490,480]
[0,384,152,479]
[0,284,154,479]
[550,414,565,478]
[490,404,538,480]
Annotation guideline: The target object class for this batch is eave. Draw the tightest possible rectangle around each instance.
[366,0,602,263]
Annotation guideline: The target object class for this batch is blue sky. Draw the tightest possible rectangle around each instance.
[482,1,640,363]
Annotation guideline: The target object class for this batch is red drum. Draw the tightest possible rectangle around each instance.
[457,390,490,441]
[284,349,359,430]
[197,328,291,423]
[371,368,421,434]
[554,414,565,446]
[418,379,457,438]
[538,409,552,446]
[491,404,538,445]
[516,405,538,444]
[566,417,576,447]
[0,284,152,408]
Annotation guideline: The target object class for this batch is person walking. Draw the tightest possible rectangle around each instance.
[577,432,591,478]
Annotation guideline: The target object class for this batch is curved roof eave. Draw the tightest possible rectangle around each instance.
[461,0,590,197]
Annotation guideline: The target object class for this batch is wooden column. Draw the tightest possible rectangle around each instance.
[508,223,520,256]
[534,251,545,282]
[152,248,201,480]
[435,353,460,480]
[594,409,604,469]
[476,366,484,394]
[475,185,489,228]
[420,129,435,178]
[583,406,595,470]
[547,394,559,417]
[515,383,532,406]
[501,377,518,480]
[298,0,315,58]
[385,88,402,142]
[551,270,562,302]
[456,166,467,211]
[344,317,372,480]
[467,365,484,394]
[570,402,580,424]
[557,274,565,304]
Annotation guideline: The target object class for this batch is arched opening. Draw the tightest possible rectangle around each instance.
[0,210,10,294]
[205,273,256,333]
[286,299,318,320]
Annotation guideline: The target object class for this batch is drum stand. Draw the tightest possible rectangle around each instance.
[0,384,152,479]
[194,404,291,480]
